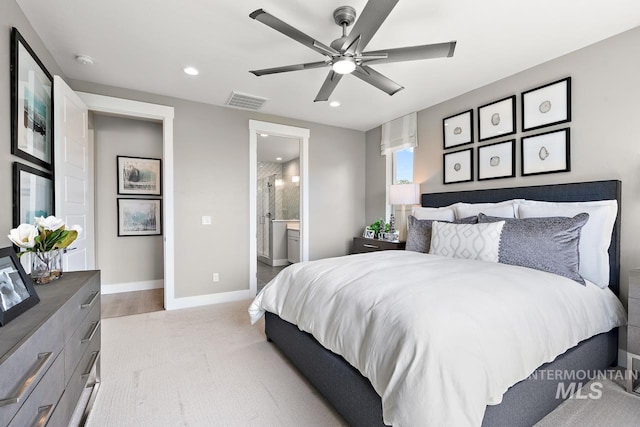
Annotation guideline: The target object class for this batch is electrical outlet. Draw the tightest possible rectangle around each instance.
[213,273,219,282]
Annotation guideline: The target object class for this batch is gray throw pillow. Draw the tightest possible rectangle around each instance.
[477,213,589,285]
[406,215,478,253]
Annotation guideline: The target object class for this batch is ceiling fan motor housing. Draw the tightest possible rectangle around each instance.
[333,6,356,27]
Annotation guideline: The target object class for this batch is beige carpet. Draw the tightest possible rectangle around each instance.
[86,299,346,427]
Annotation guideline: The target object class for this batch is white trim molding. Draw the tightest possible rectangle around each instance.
[101,280,164,295]
[249,120,310,296]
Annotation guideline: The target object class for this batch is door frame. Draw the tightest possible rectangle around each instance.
[249,120,309,295]
[77,92,177,309]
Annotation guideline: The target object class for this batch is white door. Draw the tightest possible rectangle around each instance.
[54,76,95,271]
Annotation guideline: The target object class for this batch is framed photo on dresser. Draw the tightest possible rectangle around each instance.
[0,247,40,327]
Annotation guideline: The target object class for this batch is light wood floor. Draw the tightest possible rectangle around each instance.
[101,289,164,319]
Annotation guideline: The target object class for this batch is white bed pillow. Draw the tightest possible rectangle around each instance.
[455,200,522,219]
[411,205,457,222]
[515,199,618,288]
[429,221,505,262]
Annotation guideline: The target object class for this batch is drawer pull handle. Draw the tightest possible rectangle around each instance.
[81,351,100,380]
[81,291,99,309]
[0,352,52,407]
[81,321,101,343]
[363,244,379,249]
[35,404,53,427]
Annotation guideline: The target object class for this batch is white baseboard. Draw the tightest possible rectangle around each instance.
[272,259,289,267]
[101,279,164,295]
[165,289,253,311]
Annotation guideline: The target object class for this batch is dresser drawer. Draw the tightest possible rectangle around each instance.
[66,326,100,415]
[7,351,64,427]
[46,390,68,427]
[63,274,100,343]
[0,313,63,427]
[65,298,101,385]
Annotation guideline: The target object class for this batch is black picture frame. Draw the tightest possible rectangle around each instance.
[13,162,54,227]
[522,77,571,132]
[521,128,571,176]
[0,247,40,327]
[477,139,516,181]
[117,198,163,236]
[442,109,473,149]
[478,95,516,142]
[117,156,162,196]
[443,147,474,184]
[11,27,54,170]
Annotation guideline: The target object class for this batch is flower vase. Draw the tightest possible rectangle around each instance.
[31,250,63,284]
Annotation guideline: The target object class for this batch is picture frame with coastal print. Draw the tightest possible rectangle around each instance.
[478,95,516,142]
[522,77,571,132]
[442,109,473,149]
[117,156,162,196]
[118,198,162,236]
[11,27,54,170]
[443,148,473,184]
[0,246,40,327]
[521,128,570,176]
[478,139,516,181]
[13,162,54,227]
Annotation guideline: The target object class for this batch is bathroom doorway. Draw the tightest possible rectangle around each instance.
[249,120,309,295]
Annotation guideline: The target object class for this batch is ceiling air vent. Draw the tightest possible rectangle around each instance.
[225,91,268,111]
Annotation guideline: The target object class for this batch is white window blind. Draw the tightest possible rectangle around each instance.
[380,112,417,155]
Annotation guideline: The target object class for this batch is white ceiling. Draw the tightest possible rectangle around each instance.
[257,135,300,163]
[16,0,640,132]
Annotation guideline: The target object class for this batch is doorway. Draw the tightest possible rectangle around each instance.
[249,120,309,295]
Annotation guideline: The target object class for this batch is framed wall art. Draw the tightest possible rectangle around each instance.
[522,77,571,132]
[521,128,570,176]
[11,27,54,170]
[0,246,40,327]
[478,139,516,181]
[478,95,516,142]
[442,109,473,149]
[117,156,162,196]
[118,198,162,236]
[13,162,54,227]
[443,148,473,184]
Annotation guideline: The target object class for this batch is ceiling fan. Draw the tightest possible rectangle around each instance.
[249,0,456,102]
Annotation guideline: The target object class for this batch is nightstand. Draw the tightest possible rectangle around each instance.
[351,237,406,254]
[627,270,640,394]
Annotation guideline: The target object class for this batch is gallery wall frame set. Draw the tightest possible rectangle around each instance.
[478,140,516,181]
[521,128,570,176]
[11,27,54,170]
[117,156,162,196]
[522,77,571,132]
[12,162,54,227]
[443,148,473,184]
[442,109,473,149]
[0,246,40,327]
[478,95,516,142]
[117,198,163,237]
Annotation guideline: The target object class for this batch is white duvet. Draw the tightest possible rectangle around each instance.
[249,251,626,426]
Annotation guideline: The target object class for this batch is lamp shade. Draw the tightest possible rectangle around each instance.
[389,183,420,205]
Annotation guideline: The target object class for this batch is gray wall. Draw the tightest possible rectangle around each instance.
[93,114,164,286]
[0,1,64,244]
[366,26,640,349]
[68,80,365,298]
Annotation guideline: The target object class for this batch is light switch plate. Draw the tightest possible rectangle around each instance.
[202,216,212,225]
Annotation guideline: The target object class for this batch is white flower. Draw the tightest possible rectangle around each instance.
[69,224,83,235]
[35,216,65,231]
[8,224,38,248]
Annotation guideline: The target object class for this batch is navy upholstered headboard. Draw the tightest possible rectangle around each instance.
[421,180,622,295]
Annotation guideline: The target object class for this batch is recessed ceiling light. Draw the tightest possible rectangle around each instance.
[260,133,269,137]
[183,66,199,76]
[76,55,94,65]
[329,101,341,107]
[276,157,282,161]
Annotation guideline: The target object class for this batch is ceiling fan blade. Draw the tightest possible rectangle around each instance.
[250,9,338,57]
[362,41,456,65]
[314,71,344,102]
[352,65,404,96]
[341,0,399,55]
[250,61,329,76]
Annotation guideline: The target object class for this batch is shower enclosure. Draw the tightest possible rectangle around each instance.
[257,174,276,259]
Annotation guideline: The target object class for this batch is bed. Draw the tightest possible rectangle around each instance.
[250,180,625,426]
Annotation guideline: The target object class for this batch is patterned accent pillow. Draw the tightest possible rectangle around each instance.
[429,221,504,262]
[478,213,589,285]
[406,215,478,253]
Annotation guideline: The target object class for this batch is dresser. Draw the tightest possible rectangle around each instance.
[351,236,406,254]
[628,270,640,394]
[0,271,101,427]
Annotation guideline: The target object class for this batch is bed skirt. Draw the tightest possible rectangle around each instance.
[265,311,618,427]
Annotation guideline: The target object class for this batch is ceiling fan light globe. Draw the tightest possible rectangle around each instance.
[332,58,356,74]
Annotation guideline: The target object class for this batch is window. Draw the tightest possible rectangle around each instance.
[393,147,414,184]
